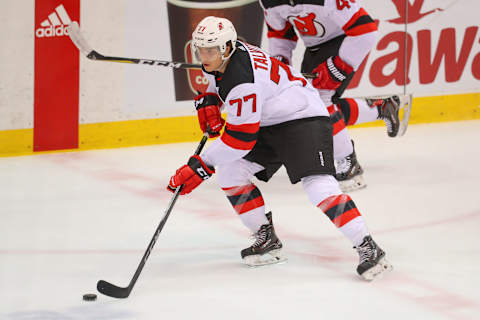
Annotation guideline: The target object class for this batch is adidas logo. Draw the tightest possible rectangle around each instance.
[35,4,72,38]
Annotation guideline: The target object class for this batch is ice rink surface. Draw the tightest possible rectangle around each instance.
[1,121,479,320]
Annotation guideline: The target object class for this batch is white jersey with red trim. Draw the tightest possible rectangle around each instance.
[259,0,378,67]
[200,41,328,168]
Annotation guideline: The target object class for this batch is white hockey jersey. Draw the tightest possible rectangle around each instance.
[259,0,378,66]
[201,41,328,168]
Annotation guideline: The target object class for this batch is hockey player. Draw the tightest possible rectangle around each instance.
[259,0,406,192]
[167,16,392,281]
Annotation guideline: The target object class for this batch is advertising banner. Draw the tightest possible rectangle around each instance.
[34,0,79,151]
[167,0,264,101]
[347,0,480,96]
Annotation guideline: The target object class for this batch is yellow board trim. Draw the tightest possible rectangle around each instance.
[0,128,34,157]
[1,92,479,157]
[351,92,480,129]
[78,115,203,150]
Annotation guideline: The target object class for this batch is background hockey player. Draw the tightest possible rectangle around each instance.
[167,16,392,280]
[259,0,406,192]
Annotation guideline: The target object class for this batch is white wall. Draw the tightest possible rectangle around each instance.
[79,0,127,124]
[0,0,34,130]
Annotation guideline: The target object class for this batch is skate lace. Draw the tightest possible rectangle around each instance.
[377,99,395,133]
[384,119,393,133]
[336,157,352,174]
[252,227,268,248]
[356,242,375,264]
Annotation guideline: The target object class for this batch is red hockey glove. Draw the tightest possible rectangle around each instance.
[272,55,290,65]
[167,155,215,195]
[194,92,225,138]
[312,56,354,91]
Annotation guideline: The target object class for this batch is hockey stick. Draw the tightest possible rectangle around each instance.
[97,133,209,299]
[66,21,200,69]
[66,21,317,78]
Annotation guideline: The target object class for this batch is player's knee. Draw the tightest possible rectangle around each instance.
[301,174,342,206]
[217,169,250,189]
[217,160,257,188]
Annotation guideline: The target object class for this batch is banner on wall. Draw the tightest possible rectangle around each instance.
[348,0,480,93]
[167,0,264,101]
[34,0,79,151]
[165,0,479,100]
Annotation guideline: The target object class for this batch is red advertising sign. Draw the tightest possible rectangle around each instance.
[167,0,264,101]
[348,1,480,90]
[34,0,79,151]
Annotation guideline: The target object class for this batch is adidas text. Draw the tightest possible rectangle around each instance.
[36,25,69,38]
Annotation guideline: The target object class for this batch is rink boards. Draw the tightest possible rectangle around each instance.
[1,0,479,157]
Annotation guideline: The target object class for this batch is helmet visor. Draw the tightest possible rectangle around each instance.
[194,45,222,63]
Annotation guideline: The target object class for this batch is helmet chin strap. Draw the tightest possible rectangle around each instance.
[215,58,229,72]
[214,46,236,72]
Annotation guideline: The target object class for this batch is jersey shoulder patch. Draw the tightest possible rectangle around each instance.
[217,42,254,101]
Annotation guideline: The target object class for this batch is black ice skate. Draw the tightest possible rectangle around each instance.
[265,211,273,226]
[241,213,286,267]
[367,96,401,137]
[354,235,393,281]
[335,143,366,192]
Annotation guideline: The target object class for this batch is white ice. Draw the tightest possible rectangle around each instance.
[1,121,479,320]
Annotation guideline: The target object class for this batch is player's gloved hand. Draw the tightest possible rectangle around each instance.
[194,92,225,137]
[312,56,354,91]
[167,155,215,195]
[272,55,290,65]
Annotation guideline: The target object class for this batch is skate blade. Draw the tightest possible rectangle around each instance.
[360,257,393,281]
[397,94,413,137]
[243,249,288,267]
[339,175,367,193]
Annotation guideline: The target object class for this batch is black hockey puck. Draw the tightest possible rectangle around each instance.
[82,293,97,301]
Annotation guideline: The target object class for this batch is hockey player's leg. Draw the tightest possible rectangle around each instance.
[335,94,412,138]
[330,117,366,192]
[354,236,393,281]
[334,139,366,192]
[302,175,392,280]
[366,94,413,137]
[217,159,286,267]
[336,97,378,127]
[240,214,286,267]
[320,91,366,192]
[366,96,401,137]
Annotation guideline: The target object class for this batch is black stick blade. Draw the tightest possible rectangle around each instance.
[86,50,104,60]
[97,280,131,299]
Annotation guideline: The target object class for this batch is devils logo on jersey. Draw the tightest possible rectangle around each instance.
[287,13,326,37]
